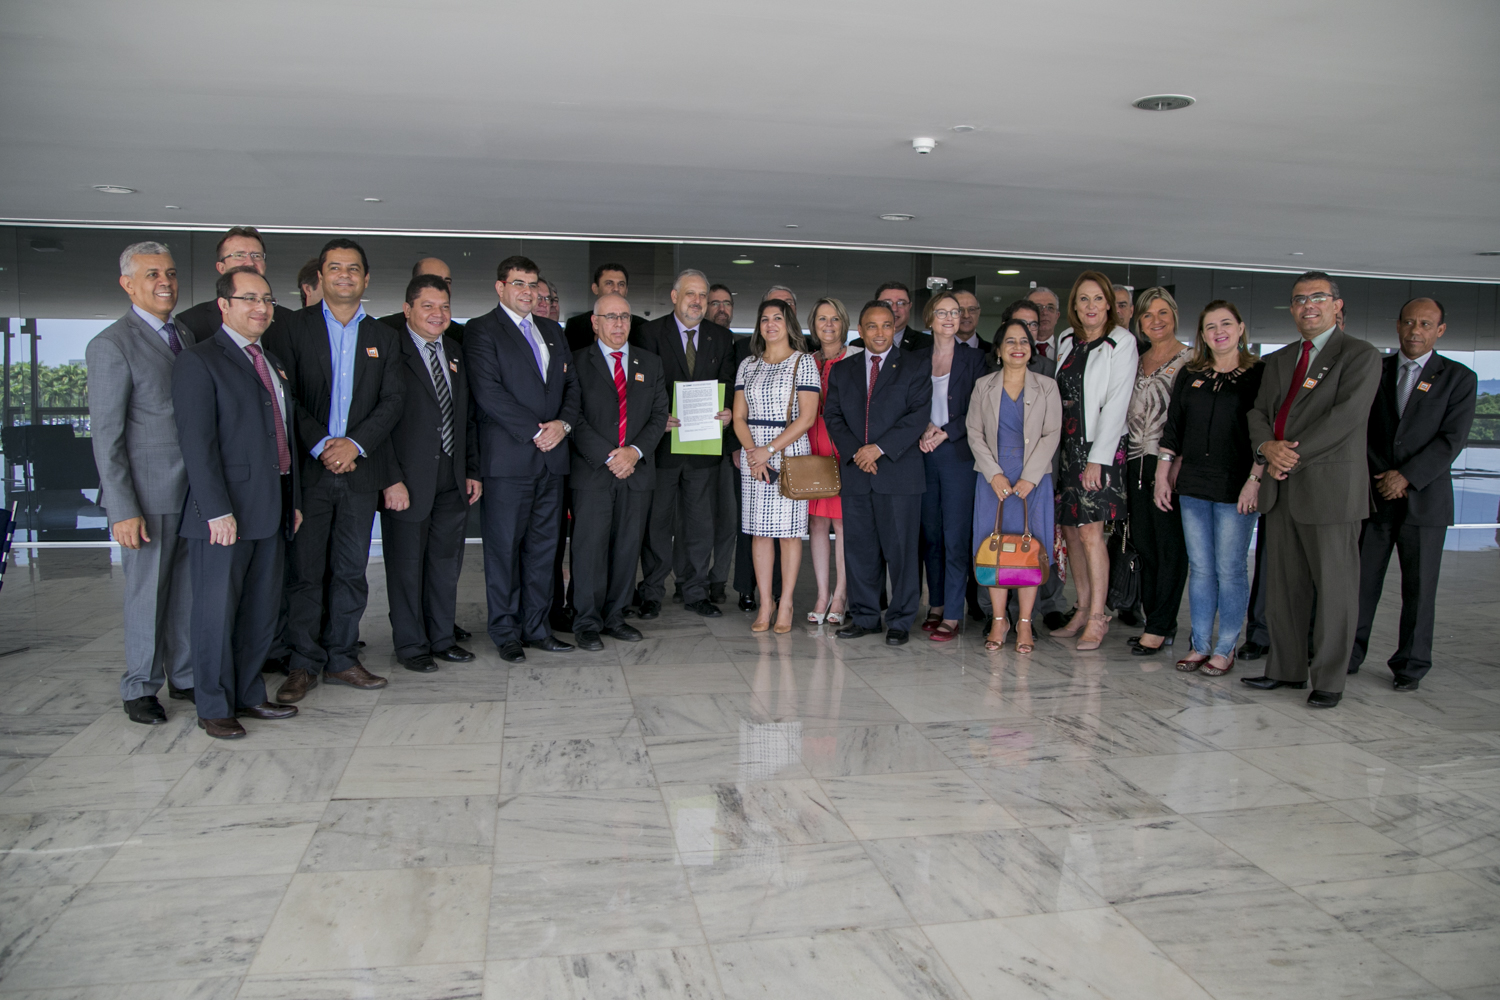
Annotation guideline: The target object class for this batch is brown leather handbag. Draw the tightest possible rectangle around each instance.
[775,354,841,500]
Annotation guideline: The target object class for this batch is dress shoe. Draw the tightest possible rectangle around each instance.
[434,645,475,662]
[602,623,644,642]
[1130,640,1165,657]
[1393,677,1420,692]
[400,653,438,673]
[522,634,574,653]
[325,663,388,690]
[1042,607,1077,631]
[1347,664,1360,675]
[738,594,756,612]
[453,624,472,641]
[1240,675,1307,691]
[835,622,880,639]
[261,654,291,675]
[275,670,317,703]
[498,640,525,663]
[236,702,298,720]
[1238,640,1269,660]
[357,640,366,648]
[197,717,246,739]
[686,599,722,618]
[635,600,661,621]
[673,586,684,603]
[575,630,604,652]
[886,629,910,646]
[123,696,167,726]
[1307,689,1342,709]
[550,610,576,634]
[710,584,727,605]
[167,682,194,702]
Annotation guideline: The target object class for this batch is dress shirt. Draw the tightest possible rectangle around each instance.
[501,303,550,381]
[312,301,367,458]
[674,315,700,355]
[1400,350,1434,374]
[864,346,894,455]
[1302,325,1337,365]
[212,325,291,523]
[131,304,178,349]
[956,333,981,352]
[893,328,910,348]
[596,339,643,460]
[408,327,451,396]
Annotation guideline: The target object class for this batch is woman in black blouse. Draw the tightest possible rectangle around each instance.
[1153,301,1265,676]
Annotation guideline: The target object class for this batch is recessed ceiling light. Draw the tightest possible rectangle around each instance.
[363,197,382,203]
[951,125,976,133]
[996,269,1020,275]
[732,257,754,265]
[879,213,915,222]
[1131,94,1194,112]
[1476,251,1500,256]
[784,224,799,229]
[1289,251,1304,256]
[91,184,135,195]
[163,205,181,210]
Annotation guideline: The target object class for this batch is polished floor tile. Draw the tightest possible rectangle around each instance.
[301,795,497,871]
[494,787,676,862]
[499,734,655,793]
[334,744,500,799]
[500,697,639,740]
[240,963,485,1000]
[711,927,969,1000]
[963,759,1173,826]
[506,662,628,702]
[163,747,353,807]
[663,778,854,861]
[796,723,956,777]
[0,808,150,886]
[820,769,1018,838]
[920,717,1095,768]
[93,803,323,881]
[0,753,197,815]
[1327,787,1500,870]
[1104,749,1317,814]
[646,730,813,785]
[356,701,505,747]
[484,946,721,1000]
[1232,740,1426,802]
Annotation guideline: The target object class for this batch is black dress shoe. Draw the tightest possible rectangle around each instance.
[434,645,475,662]
[1130,642,1164,657]
[357,640,366,648]
[523,634,574,653]
[168,682,194,702]
[1307,689,1342,709]
[498,640,525,663]
[738,594,756,612]
[686,599,723,618]
[1238,640,1269,660]
[602,623,644,642]
[1393,678,1420,692]
[261,654,291,675]
[575,631,604,651]
[236,702,298,720]
[835,622,879,639]
[400,653,439,673]
[198,717,247,739]
[1241,675,1307,690]
[1043,607,1077,631]
[551,610,576,634]
[123,696,167,726]
[1347,664,1360,675]
[453,624,472,642]
[886,629,910,646]
[710,584,727,605]
[1128,633,1174,649]
[672,586,684,603]
[635,600,661,621]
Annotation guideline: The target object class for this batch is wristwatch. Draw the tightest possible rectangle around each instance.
[1247,473,1262,483]
[766,444,780,457]
[561,422,572,435]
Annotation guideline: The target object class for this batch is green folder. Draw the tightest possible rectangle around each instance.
[670,382,726,455]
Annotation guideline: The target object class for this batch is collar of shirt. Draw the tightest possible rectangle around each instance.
[866,346,892,377]
[956,333,979,351]
[408,327,444,358]
[893,328,908,346]
[1304,325,1336,363]
[1400,349,1433,373]
[598,339,629,369]
[500,303,533,329]
[321,300,366,335]
[675,314,700,342]
[132,304,169,333]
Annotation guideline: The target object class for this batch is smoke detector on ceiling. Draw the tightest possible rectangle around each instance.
[912,137,936,154]
[91,184,135,194]
[879,213,916,222]
[1131,95,1195,112]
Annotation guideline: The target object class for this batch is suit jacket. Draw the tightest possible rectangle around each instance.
[852,326,933,353]
[172,330,300,541]
[1366,351,1477,526]
[277,306,406,493]
[379,311,465,344]
[967,370,1062,488]
[823,347,933,495]
[86,309,198,523]
[465,306,580,478]
[570,343,670,492]
[384,329,480,522]
[630,314,737,469]
[908,342,987,463]
[177,299,298,352]
[1247,328,1382,524]
[565,311,646,353]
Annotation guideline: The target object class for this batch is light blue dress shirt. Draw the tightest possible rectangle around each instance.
[312,301,367,458]
[131,304,177,349]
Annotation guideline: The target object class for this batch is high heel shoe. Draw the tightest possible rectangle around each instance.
[984,616,1010,651]
[774,604,794,634]
[752,618,772,633]
[1015,618,1034,654]
[1051,609,1088,638]
[808,597,830,625]
[1076,613,1111,650]
[825,601,845,626]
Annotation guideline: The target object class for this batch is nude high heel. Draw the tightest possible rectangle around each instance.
[1075,613,1111,651]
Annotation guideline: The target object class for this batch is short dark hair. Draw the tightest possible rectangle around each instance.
[215,265,269,302]
[709,283,733,297]
[593,262,629,285]
[297,257,321,290]
[1000,299,1040,325]
[1292,270,1341,299]
[874,281,912,301]
[405,273,450,305]
[1400,296,1446,325]
[216,226,264,258]
[858,299,895,325]
[318,238,369,273]
[497,255,540,282]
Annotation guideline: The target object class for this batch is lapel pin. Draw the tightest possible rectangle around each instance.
[277,368,288,380]
[635,372,645,382]
[1417,381,1432,392]
[449,359,458,373]
[366,347,379,358]
[1192,379,1205,388]
[1302,377,1318,389]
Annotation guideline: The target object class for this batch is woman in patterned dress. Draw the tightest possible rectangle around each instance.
[805,297,861,625]
[732,299,822,633]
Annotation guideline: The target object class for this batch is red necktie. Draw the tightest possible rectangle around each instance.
[246,344,291,474]
[611,351,628,446]
[1035,342,1047,359]
[1273,340,1314,441]
[865,354,881,442]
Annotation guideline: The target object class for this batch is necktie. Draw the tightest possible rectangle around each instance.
[1273,340,1314,441]
[611,351,628,446]
[684,329,697,377]
[1396,359,1420,417]
[162,320,183,356]
[245,344,291,474]
[865,354,882,443]
[519,317,545,378]
[426,342,454,455]
[1035,342,1047,360]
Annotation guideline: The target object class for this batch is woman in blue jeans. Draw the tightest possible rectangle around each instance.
[1153,301,1266,676]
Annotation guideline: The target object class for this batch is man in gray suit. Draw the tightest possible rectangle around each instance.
[87,241,197,725]
[1243,271,1382,709]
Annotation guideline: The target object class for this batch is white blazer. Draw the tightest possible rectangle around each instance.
[1053,326,1136,466]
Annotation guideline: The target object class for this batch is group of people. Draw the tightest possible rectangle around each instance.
[88,223,1477,739]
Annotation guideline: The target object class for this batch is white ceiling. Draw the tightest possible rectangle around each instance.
[2,0,1498,281]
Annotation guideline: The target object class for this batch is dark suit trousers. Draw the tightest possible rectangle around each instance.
[382,455,467,658]
[1245,517,1270,645]
[572,480,651,633]
[919,443,977,615]
[287,475,379,676]
[709,458,738,590]
[188,532,279,720]
[1350,516,1445,682]
[640,464,716,604]
[551,477,573,615]
[1264,504,1360,694]
[1127,456,1188,636]
[843,492,922,632]
[482,473,563,644]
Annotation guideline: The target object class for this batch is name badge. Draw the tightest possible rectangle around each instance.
[449,359,459,373]
[1191,379,1205,388]
[1303,378,1318,389]
[635,373,645,382]
[366,347,379,358]
[1417,381,1432,392]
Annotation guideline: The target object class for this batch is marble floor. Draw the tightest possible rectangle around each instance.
[1,544,1498,999]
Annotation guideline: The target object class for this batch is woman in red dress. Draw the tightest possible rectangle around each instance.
[805,297,862,625]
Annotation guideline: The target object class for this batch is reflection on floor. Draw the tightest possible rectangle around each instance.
[1,546,1497,999]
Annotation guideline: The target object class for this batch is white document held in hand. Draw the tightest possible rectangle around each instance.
[676,380,721,441]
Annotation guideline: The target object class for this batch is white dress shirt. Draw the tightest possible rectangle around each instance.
[596,339,643,460]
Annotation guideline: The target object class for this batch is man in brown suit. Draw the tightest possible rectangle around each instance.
[1243,271,1381,708]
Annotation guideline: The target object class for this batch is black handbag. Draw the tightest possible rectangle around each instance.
[1106,520,1142,613]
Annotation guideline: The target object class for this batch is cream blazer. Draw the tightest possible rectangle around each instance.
[966,369,1062,488]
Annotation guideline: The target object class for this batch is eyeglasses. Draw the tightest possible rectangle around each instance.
[1015,319,1040,331]
[1035,303,1059,313]
[219,251,266,264]
[595,312,631,323]
[1291,293,1335,306]
[539,294,558,304]
[878,298,908,310]
[507,280,539,291]
[227,294,276,306]
[959,306,982,316]
[931,308,961,320]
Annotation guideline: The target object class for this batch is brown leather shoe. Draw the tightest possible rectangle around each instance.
[237,702,299,720]
[197,717,247,740]
[275,670,317,704]
[325,662,388,690]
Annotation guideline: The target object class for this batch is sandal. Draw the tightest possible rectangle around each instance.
[1076,613,1111,651]
[1015,618,1034,654]
[920,610,944,633]
[825,599,845,626]
[930,621,960,643]
[984,616,1010,651]
[1051,609,1088,638]
[808,596,830,624]
[1175,652,1210,672]
[1201,654,1235,677]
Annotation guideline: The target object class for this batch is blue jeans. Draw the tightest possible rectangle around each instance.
[1179,495,1257,657]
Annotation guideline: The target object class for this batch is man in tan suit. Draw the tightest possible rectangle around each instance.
[1243,271,1381,708]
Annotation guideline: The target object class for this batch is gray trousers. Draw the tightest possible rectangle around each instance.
[1264,504,1360,694]
[118,512,193,700]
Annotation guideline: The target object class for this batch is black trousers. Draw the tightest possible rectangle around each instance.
[482,472,563,644]
[189,528,281,720]
[1350,515,1446,682]
[382,455,468,658]
[640,463,716,604]
[572,481,651,633]
[709,458,737,590]
[1245,516,1270,645]
[550,476,573,615]
[287,475,379,676]
[1127,456,1189,636]
[843,492,922,632]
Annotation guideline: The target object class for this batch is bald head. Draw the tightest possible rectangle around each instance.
[412,258,452,282]
[593,292,632,350]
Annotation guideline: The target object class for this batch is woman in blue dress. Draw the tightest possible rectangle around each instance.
[966,319,1062,653]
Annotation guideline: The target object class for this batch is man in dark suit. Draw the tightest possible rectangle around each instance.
[852,282,932,353]
[563,263,646,352]
[275,239,404,703]
[1026,287,1062,365]
[1350,297,1477,691]
[630,269,737,619]
[175,227,299,346]
[825,301,933,645]
[172,268,301,739]
[568,293,670,650]
[467,254,581,662]
[706,283,739,607]
[378,258,466,344]
[379,275,482,673]
[1244,271,1382,709]
[954,290,990,355]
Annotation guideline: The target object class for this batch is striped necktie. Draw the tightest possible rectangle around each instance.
[1396,359,1420,417]
[426,342,454,455]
